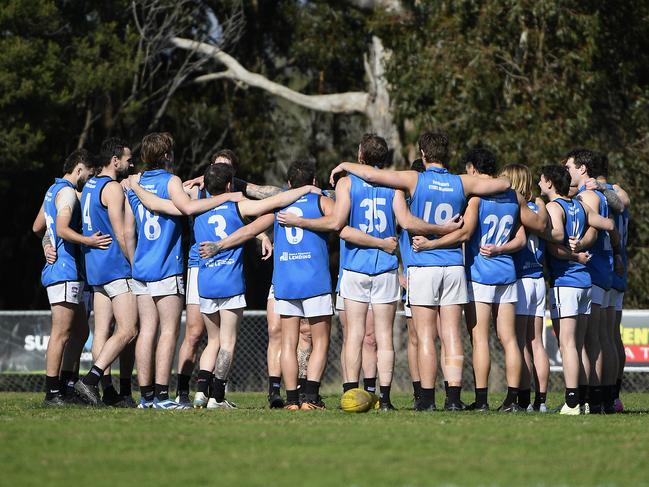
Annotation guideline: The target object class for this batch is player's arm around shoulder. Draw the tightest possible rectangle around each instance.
[583,202,615,232]
[461,174,511,196]
[518,193,547,236]
[102,180,131,260]
[56,186,112,249]
[239,185,316,218]
[277,179,348,232]
[545,200,566,243]
[329,162,418,194]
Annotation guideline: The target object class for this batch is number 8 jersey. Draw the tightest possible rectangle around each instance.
[272,193,331,300]
[193,200,245,299]
[465,189,519,285]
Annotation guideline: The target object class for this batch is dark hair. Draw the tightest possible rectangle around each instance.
[359,133,389,168]
[141,132,174,170]
[418,131,449,165]
[463,147,497,176]
[541,165,571,197]
[287,160,315,188]
[63,148,92,174]
[98,137,128,168]
[211,149,238,168]
[204,163,235,195]
[564,148,596,177]
[592,151,609,178]
[410,158,425,173]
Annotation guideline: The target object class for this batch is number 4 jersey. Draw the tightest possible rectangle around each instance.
[193,200,245,299]
[272,193,332,300]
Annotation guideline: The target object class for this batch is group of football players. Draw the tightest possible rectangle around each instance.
[33,130,629,414]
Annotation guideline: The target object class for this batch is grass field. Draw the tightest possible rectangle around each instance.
[1,392,648,487]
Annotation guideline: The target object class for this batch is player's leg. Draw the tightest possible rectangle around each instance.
[585,301,603,412]
[337,304,348,384]
[280,315,301,409]
[438,304,464,410]
[405,313,421,405]
[515,314,531,410]
[530,314,549,411]
[194,310,220,408]
[152,293,183,408]
[577,310,590,412]
[302,313,332,410]
[267,296,284,408]
[134,293,158,407]
[60,300,90,399]
[175,302,203,404]
[411,304,438,410]
[361,308,378,394]
[44,301,76,406]
[343,299,370,391]
[90,290,115,401]
[209,307,243,409]
[373,302,397,410]
[466,300,491,410]
[297,318,312,398]
[494,301,522,411]
[613,293,625,412]
[118,338,136,406]
[600,296,619,413]
[555,315,580,414]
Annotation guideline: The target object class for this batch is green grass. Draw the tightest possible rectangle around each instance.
[1,392,648,487]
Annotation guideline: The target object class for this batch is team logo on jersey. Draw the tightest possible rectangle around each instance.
[280,252,289,262]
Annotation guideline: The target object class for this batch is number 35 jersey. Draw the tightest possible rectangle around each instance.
[273,193,331,300]
[127,169,183,282]
[342,174,398,276]
[193,200,245,299]
[465,189,519,286]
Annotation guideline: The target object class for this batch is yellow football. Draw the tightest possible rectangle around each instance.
[340,388,373,413]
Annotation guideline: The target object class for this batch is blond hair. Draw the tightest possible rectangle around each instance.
[499,163,533,201]
[141,132,174,170]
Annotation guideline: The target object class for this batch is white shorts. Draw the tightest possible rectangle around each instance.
[339,269,400,304]
[591,285,610,307]
[94,278,133,299]
[131,275,184,297]
[613,290,625,312]
[550,287,592,319]
[515,277,546,317]
[47,281,84,305]
[407,266,468,307]
[468,281,517,304]
[200,294,246,314]
[267,285,275,301]
[336,293,373,312]
[274,293,334,318]
[186,267,199,306]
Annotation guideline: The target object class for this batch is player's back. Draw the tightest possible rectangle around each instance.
[512,200,545,279]
[342,174,397,275]
[81,176,131,286]
[605,183,629,292]
[466,189,519,285]
[577,187,613,289]
[193,200,245,299]
[408,166,466,267]
[127,169,183,282]
[273,192,331,300]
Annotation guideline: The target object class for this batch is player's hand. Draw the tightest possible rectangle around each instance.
[120,178,132,192]
[277,211,300,227]
[127,173,141,188]
[260,237,273,260]
[614,254,625,276]
[535,196,546,207]
[329,164,347,187]
[183,175,205,190]
[399,273,407,289]
[439,214,463,235]
[568,236,582,252]
[85,231,113,249]
[576,251,591,265]
[305,185,322,195]
[584,178,601,191]
[228,191,245,203]
[199,241,221,259]
[381,236,398,255]
[44,244,57,264]
[412,235,434,252]
[480,244,499,257]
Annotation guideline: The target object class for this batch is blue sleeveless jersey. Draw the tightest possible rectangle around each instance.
[81,176,132,285]
[577,187,613,289]
[466,190,519,285]
[41,178,83,287]
[127,170,183,281]
[408,167,466,267]
[272,193,331,300]
[341,174,398,275]
[547,198,591,288]
[194,200,245,299]
[513,201,545,279]
[187,189,210,269]
[605,183,629,291]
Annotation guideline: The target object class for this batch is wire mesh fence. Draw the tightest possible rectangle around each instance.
[1,310,648,394]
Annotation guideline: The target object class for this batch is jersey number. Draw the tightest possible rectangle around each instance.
[359,198,387,233]
[208,214,228,239]
[137,205,161,241]
[284,206,304,244]
[82,194,92,232]
[423,202,453,224]
[481,214,514,246]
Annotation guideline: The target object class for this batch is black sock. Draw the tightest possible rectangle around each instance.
[155,384,169,401]
[45,375,62,399]
[614,378,622,399]
[533,390,547,406]
[504,387,519,407]
[602,385,613,407]
[589,386,602,407]
[475,387,488,407]
[196,370,212,394]
[83,365,104,387]
[211,378,226,402]
[101,374,113,390]
[565,388,579,408]
[268,376,281,395]
[578,385,588,406]
[176,374,191,396]
[343,382,359,393]
[60,370,76,391]
[140,384,154,401]
[298,377,308,391]
[447,386,461,405]
[363,377,377,394]
[412,381,422,400]
[120,378,132,397]
[305,380,321,402]
[420,387,435,406]
[286,389,299,404]
[101,376,118,400]
[518,389,531,409]
[444,380,449,393]
[379,385,391,405]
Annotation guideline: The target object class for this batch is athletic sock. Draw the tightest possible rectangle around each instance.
[444,380,449,393]
[120,378,132,398]
[176,373,191,397]
[503,387,519,407]
[475,387,488,407]
[154,384,169,401]
[447,386,461,405]
[589,386,602,409]
[286,389,299,405]
[343,382,358,393]
[211,378,226,403]
[60,370,76,392]
[196,370,212,394]
[565,388,579,408]
[379,385,391,405]
[420,387,435,407]
[45,375,62,399]
[363,377,377,394]
[101,375,119,400]
[533,390,547,407]
[83,365,104,387]
[268,376,281,396]
[305,380,321,403]
[412,381,422,401]
[517,389,531,409]
[614,379,622,400]
[101,374,113,390]
[578,385,588,406]
[298,377,308,391]
[602,385,613,408]
[140,384,154,401]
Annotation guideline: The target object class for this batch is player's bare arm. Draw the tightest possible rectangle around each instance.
[238,185,320,219]
[102,180,131,263]
[168,175,244,216]
[392,189,463,236]
[515,192,548,236]
[545,201,566,243]
[412,196,479,252]
[460,174,511,196]
[480,223,526,257]
[547,241,591,265]
[244,181,282,200]
[55,187,112,249]
[199,213,275,259]
[32,202,57,264]
[329,162,418,195]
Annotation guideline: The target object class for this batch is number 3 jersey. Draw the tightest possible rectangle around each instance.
[127,169,183,282]
[81,176,131,286]
[193,200,245,299]
[465,189,519,285]
[342,174,398,275]
[272,193,331,300]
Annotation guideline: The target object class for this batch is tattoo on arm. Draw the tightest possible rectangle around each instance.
[42,232,52,249]
[245,183,282,200]
[214,349,233,380]
[603,189,624,213]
